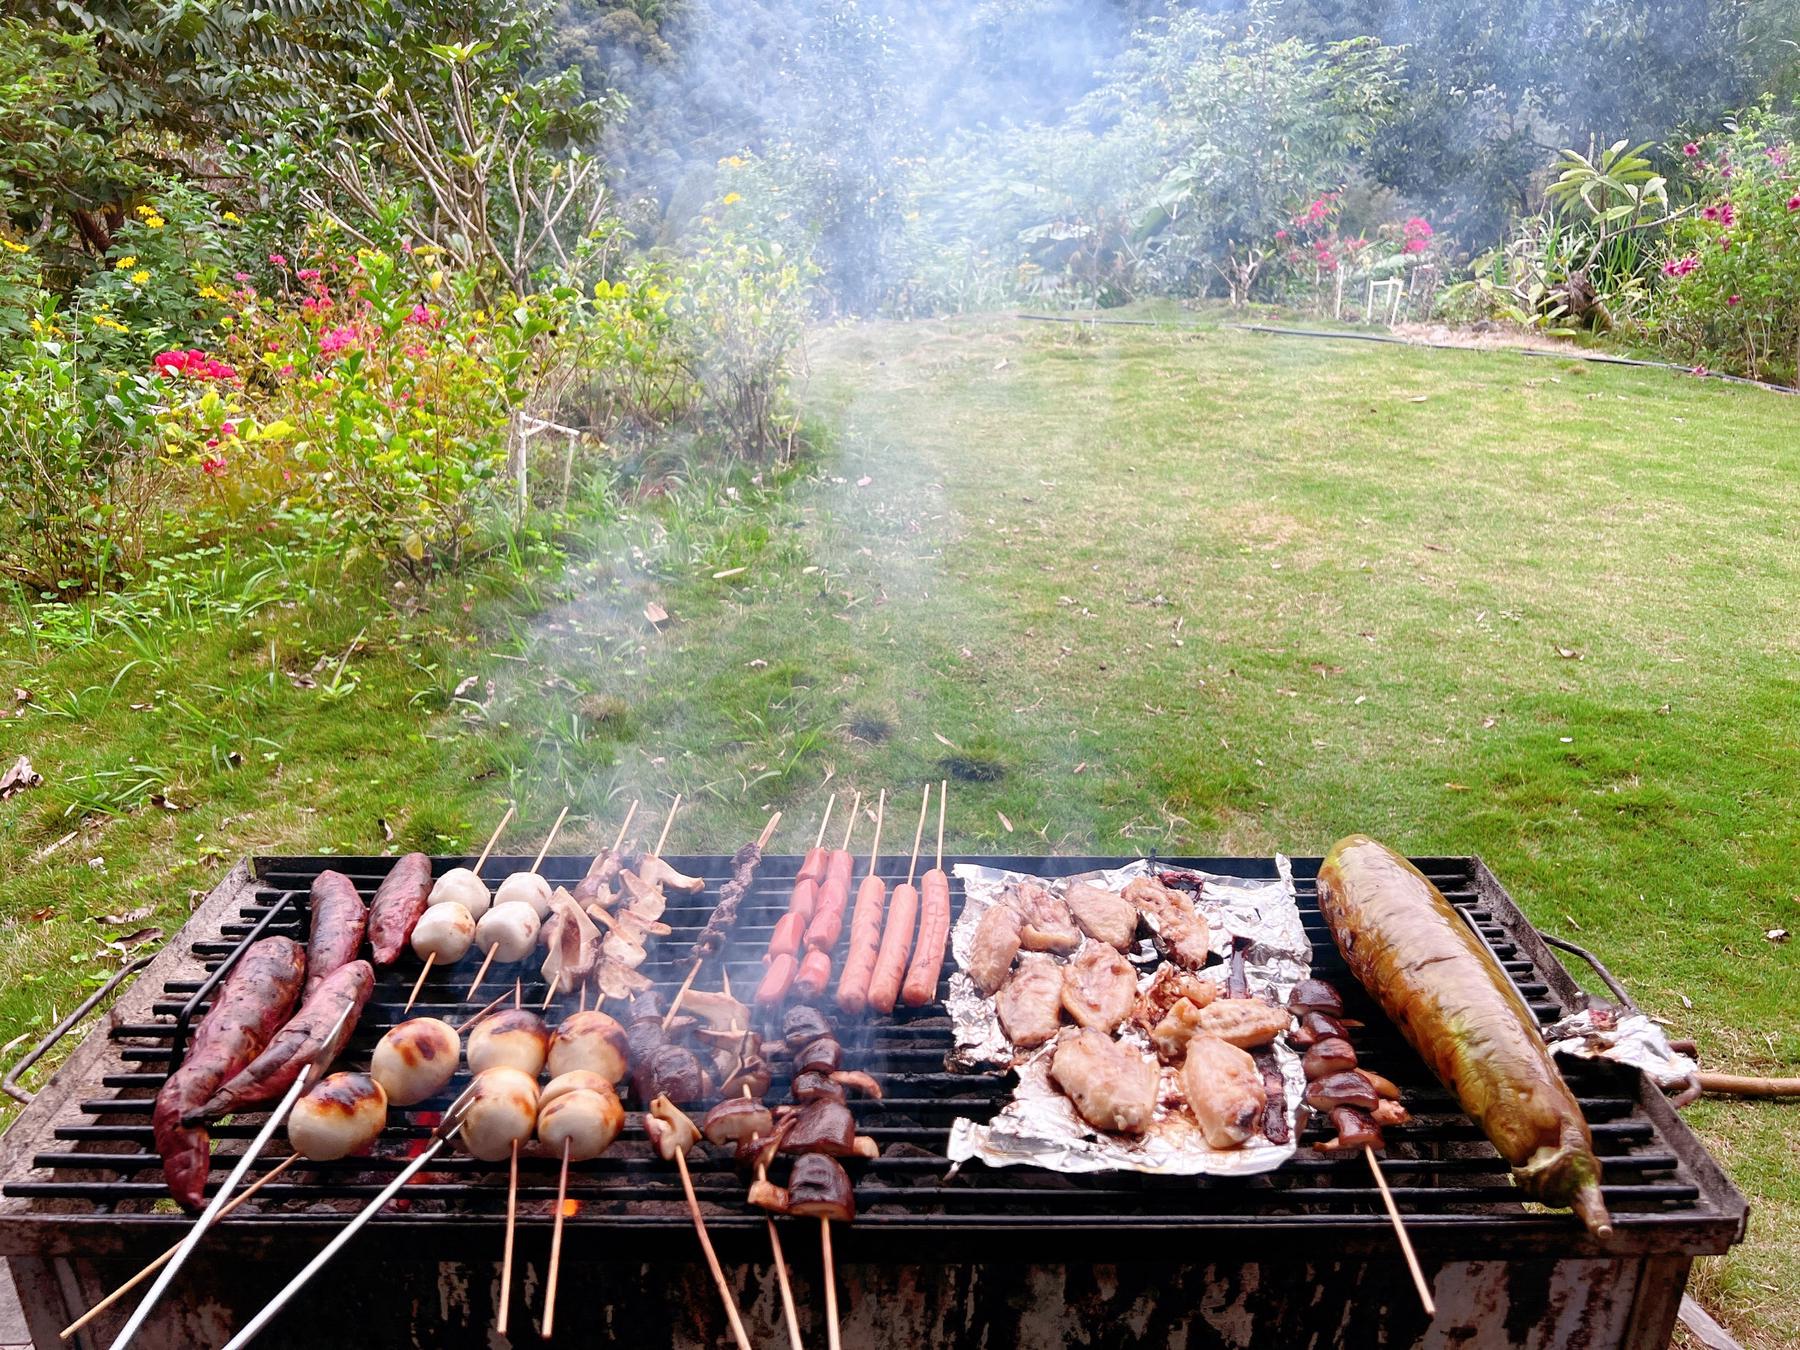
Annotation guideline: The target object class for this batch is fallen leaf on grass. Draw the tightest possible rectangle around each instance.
[855,475,872,487]
[1,755,43,801]
[96,905,154,927]
[148,793,184,812]
[29,906,54,922]
[713,567,747,580]
[12,687,28,704]
[1555,646,1583,660]
[452,674,482,700]
[996,811,1013,833]
[932,731,960,751]
[110,927,162,949]
[379,817,394,843]
[1766,929,1789,944]
[1444,782,1471,791]
[644,601,669,625]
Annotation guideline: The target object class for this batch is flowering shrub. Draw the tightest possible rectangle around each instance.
[1262,191,1440,319]
[1651,111,1800,384]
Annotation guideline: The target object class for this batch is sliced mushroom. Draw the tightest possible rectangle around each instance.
[646,1094,701,1160]
[703,1097,774,1146]
[828,1070,882,1100]
[786,1154,855,1222]
[638,856,706,893]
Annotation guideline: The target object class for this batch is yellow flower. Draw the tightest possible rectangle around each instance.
[131,270,151,285]
[145,216,166,229]
[222,211,242,224]
[722,192,742,206]
[197,284,227,300]
[427,269,444,291]
[91,314,130,333]
[135,204,157,219]
[115,256,138,269]
[1,238,28,254]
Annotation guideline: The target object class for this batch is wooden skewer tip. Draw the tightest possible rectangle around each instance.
[474,803,517,873]
[1365,1146,1435,1317]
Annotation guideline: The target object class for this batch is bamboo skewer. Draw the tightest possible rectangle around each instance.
[530,806,570,873]
[936,779,946,870]
[456,990,509,1033]
[735,1076,803,1350]
[866,790,885,874]
[673,1148,754,1350]
[403,955,436,1016]
[907,785,929,886]
[463,947,500,1003]
[60,1154,302,1340]
[474,804,516,875]
[1366,1147,1435,1317]
[821,1215,841,1350]
[841,792,860,852]
[542,1138,573,1340]
[815,793,836,851]
[653,793,683,858]
[498,1139,521,1336]
[611,800,639,855]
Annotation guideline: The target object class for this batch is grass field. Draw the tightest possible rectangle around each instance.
[2,310,1795,1343]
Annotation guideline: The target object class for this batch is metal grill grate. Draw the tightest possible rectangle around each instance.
[0,853,1747,1266]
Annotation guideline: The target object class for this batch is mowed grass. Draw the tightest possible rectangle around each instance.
[2,311,1795,1342]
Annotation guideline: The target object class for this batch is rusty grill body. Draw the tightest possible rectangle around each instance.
[0,852,1746,1348]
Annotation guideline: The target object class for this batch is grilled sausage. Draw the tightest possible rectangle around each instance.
[804,849,856,951]
[1316,834,1612,1236]
[304,871,368,1000]
[867,879,918,1014]
[796,846,829,885]
[200,960,374,1116]
[794,948,833,999]
[153,936,306,1210]
[756,952,799,1007]
[367,852,432,965]
[767,911,807,963]
[785,877,818,924]
[900,865,951,1007]
[835,872,888,1014]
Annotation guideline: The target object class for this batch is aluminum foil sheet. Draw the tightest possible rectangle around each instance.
[1545,1005,1702,1104]
[945,858,1311,1178]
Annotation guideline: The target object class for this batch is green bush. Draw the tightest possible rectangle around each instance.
[1650,111,1800,385]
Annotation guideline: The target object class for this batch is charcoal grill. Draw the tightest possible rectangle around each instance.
[0,851,1746,1348]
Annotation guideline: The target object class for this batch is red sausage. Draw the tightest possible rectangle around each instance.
[304,870,367,1000]
[767,912,807,964]
[153,937,306,1210]
[835,874,888,1014]
[794,948,833,999]
[797,846,829,885]
[867,881,918,1015]
[901,867,952,1007]
[804,850,856,952]
[367,852,432,965]
[757,953,798,1006]
[787,877,819,923]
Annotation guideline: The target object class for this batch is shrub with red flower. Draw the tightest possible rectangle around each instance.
[153,349,238,381]
[1401,216,1434,254]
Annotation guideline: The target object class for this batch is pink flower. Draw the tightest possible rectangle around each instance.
[1683,142,1700,156]
[300,294,333,315]
[297,268,322,282]
[403,343,429,359]
[1720,165,1732,179]
[405,303,436,326]
[234,272,252,283]
[1274,229,1289,241]
[220,420,237,437]
[1661,255,1700,278]
[1403,216,1434,238]
[279,364,295,377]
[151,349,236,381]
[1787,195,1800,211]
[1767,146,1790,167]
[318,324,359,355]
[268,253,288,267]
[1719,203,1735,227]
[1728,294,1740,306]
[201,456,228,477]
[1690,365,1708,376]
[1402,236,1429,254]
[1701,205,1719,222]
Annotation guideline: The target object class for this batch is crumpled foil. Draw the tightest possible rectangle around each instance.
[945,858,1310,1178]
[1545,1004,1702,1103]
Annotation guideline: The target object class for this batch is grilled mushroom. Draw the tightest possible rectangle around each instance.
[780,1100,857,1156]
[793,1036,842,1076]
[703,1097,774,1146]
[781,1005,834,1051]
[787,1154,855,1222]
[646,1095,701,1161]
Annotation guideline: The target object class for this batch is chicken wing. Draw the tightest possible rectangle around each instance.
[1064,881,1138,951]
[1060,943,1136,1033]
[1009,882,1082,954]
[967,903,1024,995]
[1180,1033,1266,1149]
[1132,965,1219,1032]
[995,953,1064,1048]
[1050,1028,1158,1135]
[1122,878,1212,968]
[1150,995,1207,1063]
[1196,998,1291,1049]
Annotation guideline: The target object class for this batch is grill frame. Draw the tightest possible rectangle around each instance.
[0,851,1748,1274]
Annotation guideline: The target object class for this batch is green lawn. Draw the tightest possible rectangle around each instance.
[3,310,1795,1344]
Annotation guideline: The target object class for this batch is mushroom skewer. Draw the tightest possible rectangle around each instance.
[430,803,517,919]
[648,1096,754,1350]
[493,805,571,920]
[404,807,516,1011]
[105,1001,357,1350]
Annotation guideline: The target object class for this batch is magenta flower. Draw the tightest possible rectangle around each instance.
[234,271,252,283]
[1661,255,1700,278]
[201,456,228,477]
[297,268,322,282]
[152,349,236,381]
[1683,142,1700,156]
[318,324,359,355]
[1727,294,1740,306]
[405,303,436,326]
[1719,203,1735,227]
[268,253,288,267]
[1787,195,1800,211]
[1768,146,1790,167]
[221,420,238,437]
[1701,205,1719,222]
